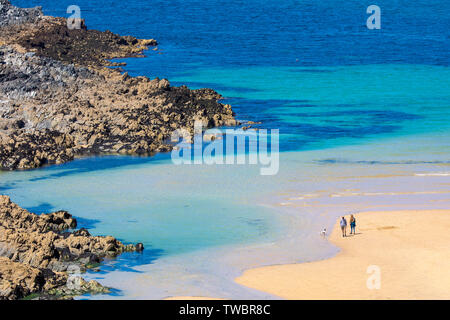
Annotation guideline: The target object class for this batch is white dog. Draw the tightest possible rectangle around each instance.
[320,228,327,238]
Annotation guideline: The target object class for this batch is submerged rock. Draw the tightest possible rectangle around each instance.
[135,243,144,252]
[47,276,110,299]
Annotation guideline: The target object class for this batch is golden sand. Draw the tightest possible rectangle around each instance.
[235,210,450,299]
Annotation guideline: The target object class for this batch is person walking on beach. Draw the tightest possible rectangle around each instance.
[350,214,356,235]
[340,216,347,237]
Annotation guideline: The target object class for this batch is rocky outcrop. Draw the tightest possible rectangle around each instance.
[0,195,140,299]
[0,0,154,67]
[47,276,110,299]
[0,257,67,300]
[1,16,157,67]
[0,0,238,170]
[0,0,239,299]
[0,0,42,28]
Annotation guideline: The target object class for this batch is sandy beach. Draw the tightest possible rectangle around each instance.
[235,210,450,300]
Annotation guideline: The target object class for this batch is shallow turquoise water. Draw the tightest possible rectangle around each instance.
[171,64,450,152]
[0,156,283,256]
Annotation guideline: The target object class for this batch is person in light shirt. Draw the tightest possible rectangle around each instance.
[340,216,347,237]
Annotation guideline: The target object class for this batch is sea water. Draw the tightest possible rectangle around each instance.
[3,0,450,298]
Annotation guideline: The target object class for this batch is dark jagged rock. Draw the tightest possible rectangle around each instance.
[135,243,144,252]
[72,228,91,237]
[0,0,155,67]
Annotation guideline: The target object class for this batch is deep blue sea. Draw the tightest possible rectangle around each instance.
[12,0,450,152]
[4,0,450,298]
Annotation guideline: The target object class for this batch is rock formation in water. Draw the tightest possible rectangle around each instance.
[0,195,141,300]
[0,0,238,170]
[0,0,236,299]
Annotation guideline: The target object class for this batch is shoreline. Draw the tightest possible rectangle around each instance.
[166,209,450,300]
[234,209,450,300]
[3,137,450,299]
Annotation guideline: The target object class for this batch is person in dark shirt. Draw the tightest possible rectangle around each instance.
[350,214,356,235]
